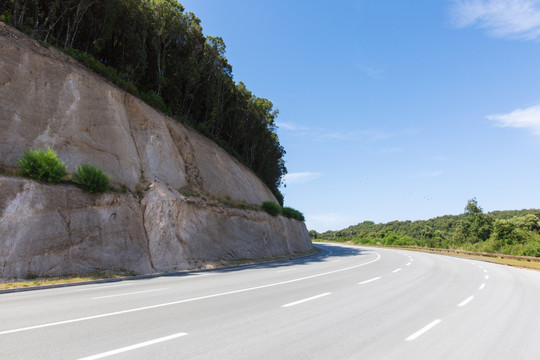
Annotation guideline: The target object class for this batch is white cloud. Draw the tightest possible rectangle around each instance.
[487,104,540,134]
[282,172,323,185]
[276,122,310,131]
[315,129,395,142]
[450,0,540,40]
[306,213,358,232]
[356,63,385,80]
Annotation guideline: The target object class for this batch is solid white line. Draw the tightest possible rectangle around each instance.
[277,269,297,273]
[281,292,331,308]
[330,260,341,263]
[479,283,486,290]
[92,288,167,300]
[77,332,187,360]
[0,251,381,335]
[71,283,133,292]
[358,277,381,285]
[458,296,474,307]
[392,268,402,273]
[405,319,442,341]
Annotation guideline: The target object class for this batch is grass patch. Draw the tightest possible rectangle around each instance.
[74,164,110,193]
[18,148,68,183]
[262,201,282,216]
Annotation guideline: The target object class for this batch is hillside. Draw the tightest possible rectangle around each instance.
[0,23,312,279]
[0,0,286,203]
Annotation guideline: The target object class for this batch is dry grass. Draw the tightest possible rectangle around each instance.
[408,248,540,271]
[0,271,136,290]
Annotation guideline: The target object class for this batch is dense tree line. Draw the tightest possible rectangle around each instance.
[0,0,286,203]
[317,199,540,257]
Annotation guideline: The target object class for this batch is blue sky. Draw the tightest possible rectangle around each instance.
[181,0,540,232]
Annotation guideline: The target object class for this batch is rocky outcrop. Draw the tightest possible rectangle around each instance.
[0,23,312,279]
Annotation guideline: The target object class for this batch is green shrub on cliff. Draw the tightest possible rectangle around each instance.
[18,148,67,183]
[74,164,110,193]
[262,201,282,216]
[283,207,305,222]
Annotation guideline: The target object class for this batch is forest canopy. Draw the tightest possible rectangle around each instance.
[316,199,540,257]
[0,0,287,203]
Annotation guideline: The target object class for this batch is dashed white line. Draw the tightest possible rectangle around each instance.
[479,283,486,290]
[92,288,168,300]
[392,268,402,273]
[485,275,489,280]
[406,262,412,266]
[77,332,188,360]
[281,292,331,308]
[358,277,381,285]
[483,269,488,273]
[458,296,474,307]
[405,319,442,341]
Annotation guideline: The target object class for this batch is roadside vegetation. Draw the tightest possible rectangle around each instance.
[316,199,540,257]
[18,148,111,194]
[18,148,68,183]
[0,0,286,204]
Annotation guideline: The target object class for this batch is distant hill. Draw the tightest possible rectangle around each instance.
[316,200,540,257]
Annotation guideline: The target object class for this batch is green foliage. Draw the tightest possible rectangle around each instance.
[282,207,305,222]
[74,164,110,193]
[319,199,540,257]
[18,148,67,183]
[262,201,282,217]
[3,1,287,200]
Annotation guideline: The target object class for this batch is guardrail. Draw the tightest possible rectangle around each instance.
[396,246,540,262]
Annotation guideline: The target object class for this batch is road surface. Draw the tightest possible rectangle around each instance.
[1,243,540,359]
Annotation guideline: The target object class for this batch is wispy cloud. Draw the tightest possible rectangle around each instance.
[487,104,540,134]
[356,63,385,80]
[306,213,358,232]
[276,122,310,131]
[450,0,540,40]
[315,129,396,142]
[283,172,323,185]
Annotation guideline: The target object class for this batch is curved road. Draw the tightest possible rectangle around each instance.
[1,243,540,359]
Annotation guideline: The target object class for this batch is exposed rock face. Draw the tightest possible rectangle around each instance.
[0,24,312,279]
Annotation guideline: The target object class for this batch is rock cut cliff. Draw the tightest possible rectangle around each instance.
[0,23,312,279]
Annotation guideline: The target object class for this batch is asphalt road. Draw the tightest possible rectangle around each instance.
[1,243,540,360]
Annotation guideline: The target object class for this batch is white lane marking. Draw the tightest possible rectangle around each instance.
[406,262,412,266]
[485,275,489,280]
[458,296,474,307]
[330,260,341,263]
[281,292,331,308]
[77,332,187,360]
[483,269,488,273]
[92,288,168,300]
[71,283,134,292]
[277,269,297,273]
[392,268,402,273]
[358,277,381,285]
[0,251,381,335]
[405,319,442,341]
[479,283,486,290]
